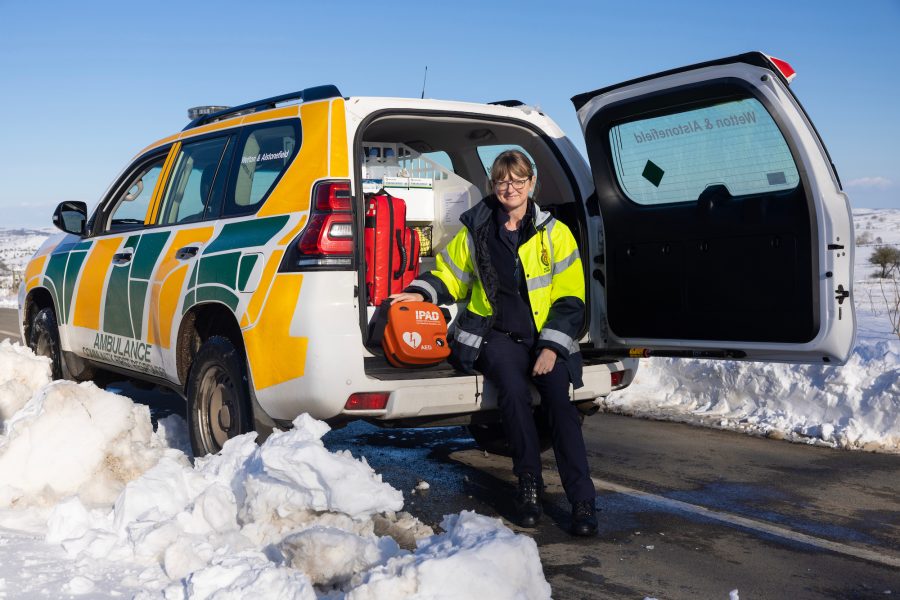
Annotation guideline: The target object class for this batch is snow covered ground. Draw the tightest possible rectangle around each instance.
[0,228,54,308]
[0,341,551,598]
[605,208,900,452]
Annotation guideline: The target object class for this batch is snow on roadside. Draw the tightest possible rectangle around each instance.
[605,337,899,452]
[0,340,551,599]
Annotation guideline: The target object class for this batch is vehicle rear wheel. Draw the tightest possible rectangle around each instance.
[186,336,254,457]
[29,307,65,380]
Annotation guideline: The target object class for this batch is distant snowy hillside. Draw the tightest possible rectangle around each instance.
[0,228,54,308]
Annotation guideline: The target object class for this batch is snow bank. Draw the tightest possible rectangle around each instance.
[606,337,899,451]
[0,342,550,598]
[0,338,50,422]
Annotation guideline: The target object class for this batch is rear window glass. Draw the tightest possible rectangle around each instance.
[608,97,800,205]
[224,121,300,216]
[477,144,537,178]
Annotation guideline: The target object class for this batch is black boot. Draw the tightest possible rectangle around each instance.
[570,499,598,536]
[515,473,543,527]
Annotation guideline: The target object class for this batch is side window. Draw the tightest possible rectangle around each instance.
[107,157,167,232]
[608,97,800,205]
[224,121,300,217]
[156,136,231,225]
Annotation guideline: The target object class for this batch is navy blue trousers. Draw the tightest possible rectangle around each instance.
[476,330,596,503]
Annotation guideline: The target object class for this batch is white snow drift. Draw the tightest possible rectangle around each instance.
[0,341,551,599]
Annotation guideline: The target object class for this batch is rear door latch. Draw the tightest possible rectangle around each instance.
[835,284,850,304]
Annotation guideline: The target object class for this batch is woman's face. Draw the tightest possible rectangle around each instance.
[493,170,534,214]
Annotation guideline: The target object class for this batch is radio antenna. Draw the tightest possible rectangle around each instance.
[420,66,428,99]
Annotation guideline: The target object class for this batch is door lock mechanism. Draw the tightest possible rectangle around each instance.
[835,284,850,304]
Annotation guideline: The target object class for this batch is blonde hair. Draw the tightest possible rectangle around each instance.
[490,149,534,184]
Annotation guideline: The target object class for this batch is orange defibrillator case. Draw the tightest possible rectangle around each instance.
[382,301,450,368]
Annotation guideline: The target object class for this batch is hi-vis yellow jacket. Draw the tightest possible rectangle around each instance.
[407,197,586,385]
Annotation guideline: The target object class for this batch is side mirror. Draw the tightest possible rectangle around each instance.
[52,201,88,236]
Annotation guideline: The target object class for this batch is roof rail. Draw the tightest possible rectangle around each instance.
[182,84,343,131]
[489,99,525,107]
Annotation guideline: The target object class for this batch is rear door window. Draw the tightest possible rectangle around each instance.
[608,97,799,205]
[223,121,300,217]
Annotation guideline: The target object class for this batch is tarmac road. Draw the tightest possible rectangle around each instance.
[0,307,19,343]
[2,307,898,598]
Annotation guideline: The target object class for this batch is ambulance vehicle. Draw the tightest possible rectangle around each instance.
[19,52,855,456]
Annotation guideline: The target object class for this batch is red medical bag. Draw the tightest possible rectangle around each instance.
[364,192,419,305]
[382,301,450,368]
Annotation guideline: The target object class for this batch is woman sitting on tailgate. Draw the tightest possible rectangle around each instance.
[390,149,597,536]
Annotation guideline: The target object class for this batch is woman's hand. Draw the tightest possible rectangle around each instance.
[532,347,558,376]
[389,292,425,303]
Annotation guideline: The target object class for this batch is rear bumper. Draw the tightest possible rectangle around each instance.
[364,358,637,422]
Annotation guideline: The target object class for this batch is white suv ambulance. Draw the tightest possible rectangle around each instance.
[19,52,855,456]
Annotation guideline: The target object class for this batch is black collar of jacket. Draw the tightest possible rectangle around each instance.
[460,195,553,241]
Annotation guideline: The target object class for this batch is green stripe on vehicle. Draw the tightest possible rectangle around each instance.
[62,250,89,324]
[103,235,140,337]
[129,280,149,338]
[203,216,289,254]
[198,252,240,288]
[194,286,240,312]
[43,252,69,323]
[130,231,170,279]
[125,231,170,338]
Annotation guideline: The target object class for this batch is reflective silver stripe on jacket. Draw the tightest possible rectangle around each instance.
[553,249,580,274]
[455,329,484,349]
[526,272,552,292]
[465,231,480,281]
[409,279,438,304]
[440,249,473,284]
[539,327,578,353]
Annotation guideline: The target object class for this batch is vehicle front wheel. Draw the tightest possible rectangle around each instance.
[186,336,254,457]
[29,307,65,380]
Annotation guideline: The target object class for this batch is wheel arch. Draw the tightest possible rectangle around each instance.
[23,286,56,345]
[175,301,246,389]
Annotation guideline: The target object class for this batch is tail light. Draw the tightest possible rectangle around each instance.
[344,392,389,411]
[610,370,625,387]
[292,180,354,269]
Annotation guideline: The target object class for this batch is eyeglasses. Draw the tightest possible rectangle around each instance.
[493,178,531,191]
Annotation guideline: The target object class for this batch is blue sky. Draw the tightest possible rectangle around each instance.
[1,0,897,227]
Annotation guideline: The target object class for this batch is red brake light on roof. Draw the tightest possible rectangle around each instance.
[344,392,389,411]
[765,55,796,84]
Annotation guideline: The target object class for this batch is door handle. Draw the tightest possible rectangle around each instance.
[112,251,133,266]
[176,246,199,260]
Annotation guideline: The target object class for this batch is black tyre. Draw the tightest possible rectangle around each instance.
[186,336,254,457]
[29,307,65,380]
